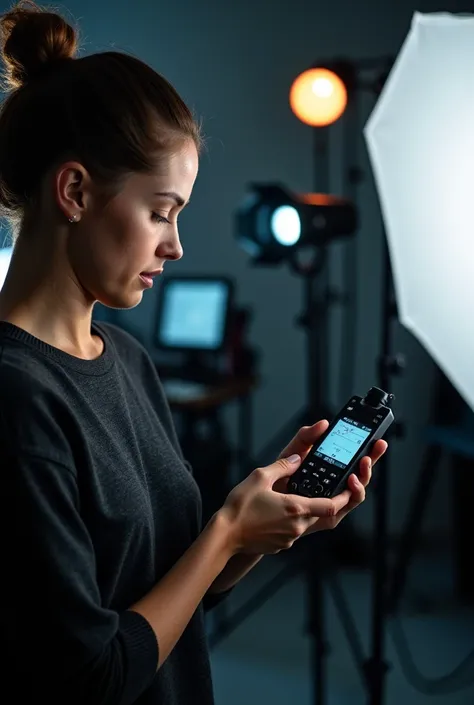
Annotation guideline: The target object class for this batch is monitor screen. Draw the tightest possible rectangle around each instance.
[0,246,13,290]
[157,278,230,351]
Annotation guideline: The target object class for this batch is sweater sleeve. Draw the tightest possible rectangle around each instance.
[2,450,158,705]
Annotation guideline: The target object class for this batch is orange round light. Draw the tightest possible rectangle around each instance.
[289,68,348,127]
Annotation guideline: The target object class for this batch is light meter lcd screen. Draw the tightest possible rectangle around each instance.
[314,417,372,469]
[158,280,228,350]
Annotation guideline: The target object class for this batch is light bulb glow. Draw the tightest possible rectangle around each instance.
[290,68,347,126]
[271,206,301,246]
[312,77,334,98]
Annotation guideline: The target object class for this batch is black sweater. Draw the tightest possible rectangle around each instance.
[0,320,225,705]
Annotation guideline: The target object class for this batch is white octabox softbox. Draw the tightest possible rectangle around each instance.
[364,11,474,412]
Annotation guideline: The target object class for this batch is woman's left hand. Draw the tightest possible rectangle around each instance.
[274,419,388,535]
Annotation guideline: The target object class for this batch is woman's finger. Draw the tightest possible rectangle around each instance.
[295,420,329,446]
[321,476,366,529]
[298,488,351,517]
[370,439,388,465]
[356,440,387,488]
[358,457,372,487]
[278,419,329,461]
[347,473,366,504]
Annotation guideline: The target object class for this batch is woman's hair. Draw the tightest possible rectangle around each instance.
[0,1,203,240]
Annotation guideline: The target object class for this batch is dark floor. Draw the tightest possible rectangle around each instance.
[207,543,474,705]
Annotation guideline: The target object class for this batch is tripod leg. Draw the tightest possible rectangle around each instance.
[365,450,390,705]
[388,444,441,615]
[305,537,329,705]
[452,452,474,603]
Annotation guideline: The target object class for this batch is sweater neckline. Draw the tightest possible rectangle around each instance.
[0,320,115,376]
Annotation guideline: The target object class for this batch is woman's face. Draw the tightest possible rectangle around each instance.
[69,139,199,310]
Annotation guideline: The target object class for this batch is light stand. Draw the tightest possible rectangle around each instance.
[295,122,334,705]
[291,245,333,705]
[304,61,405,705]
[292,249,332,422]
[364,234,404,705]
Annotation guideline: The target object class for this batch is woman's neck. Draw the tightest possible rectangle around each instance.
[0,236,101,360]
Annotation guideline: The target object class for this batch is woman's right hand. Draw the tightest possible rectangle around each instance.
[219,454,352,555]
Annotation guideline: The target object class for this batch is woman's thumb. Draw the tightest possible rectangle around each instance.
[271,454,301,478]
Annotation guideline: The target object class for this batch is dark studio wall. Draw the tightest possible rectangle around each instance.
[1,0,469,540]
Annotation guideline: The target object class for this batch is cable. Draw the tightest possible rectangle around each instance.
[389,615,474,695]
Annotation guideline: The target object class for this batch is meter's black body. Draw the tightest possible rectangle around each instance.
[287,387,395,499]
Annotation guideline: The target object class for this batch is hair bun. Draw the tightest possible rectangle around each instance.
[0,1,78,90]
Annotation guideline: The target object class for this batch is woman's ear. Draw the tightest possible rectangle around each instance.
[54,161,93,221]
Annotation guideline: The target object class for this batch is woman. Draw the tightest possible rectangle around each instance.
[0,3,387,704]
